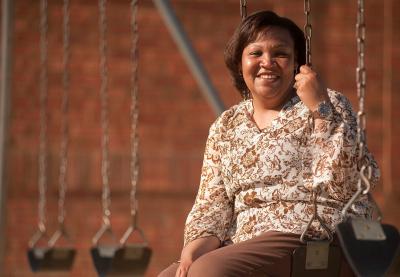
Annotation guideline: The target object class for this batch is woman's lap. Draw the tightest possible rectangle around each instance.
[159,231,304,277]
[158,230,354,277]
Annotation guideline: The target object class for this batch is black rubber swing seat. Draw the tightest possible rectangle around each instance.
[90,244,152,277]
[27,247,76,271]
[336,218,400,277]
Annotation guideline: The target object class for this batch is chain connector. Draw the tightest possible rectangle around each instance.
[300,191,333,243]
[359,164,372,194]
[29,227,47,248]
[119,225,148,246]
[48,222,72,248]
[92,220,116,246]
[341,165,372,219]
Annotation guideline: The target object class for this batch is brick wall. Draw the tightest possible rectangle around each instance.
[3,0,399,276]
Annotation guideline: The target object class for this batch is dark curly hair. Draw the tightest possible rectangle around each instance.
[224,10,306,99]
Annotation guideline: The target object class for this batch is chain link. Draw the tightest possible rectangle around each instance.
[129,0,139,228]
[57,0,70,228]
[240,0,247,21]
[304,0,312,66]
[98,0,112,226]
[38,0,49,234]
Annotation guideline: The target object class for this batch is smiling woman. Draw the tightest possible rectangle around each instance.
[241,27,297,128]
[158,10,379,277]
[225,11,306,100]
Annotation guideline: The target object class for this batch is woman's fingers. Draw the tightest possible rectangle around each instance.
[293,66,328,111]
[295,66,316,81]
[175,261,191,277]
[299,64,313,73]
[179,267,189,277]
[175,266,185,277]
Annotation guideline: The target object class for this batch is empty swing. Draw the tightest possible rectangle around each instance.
[90,0,152,276]
[27,0,76,272]
[335,1,400,276]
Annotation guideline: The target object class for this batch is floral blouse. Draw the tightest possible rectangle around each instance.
[184,89,380,246]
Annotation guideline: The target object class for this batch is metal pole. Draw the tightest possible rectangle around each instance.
[153,0,225,116]
[0,0,13,273]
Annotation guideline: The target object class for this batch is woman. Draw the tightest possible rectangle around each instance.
[160,10,379,277]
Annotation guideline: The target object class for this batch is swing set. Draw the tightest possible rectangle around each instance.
[27,0,151,276]
[23,0,399,276]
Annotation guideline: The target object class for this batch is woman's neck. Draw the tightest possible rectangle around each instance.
[251,89,296,130]
[252,108,279,130]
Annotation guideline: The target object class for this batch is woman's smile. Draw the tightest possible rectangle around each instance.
[256,71,280,86]
[257,72,279,81]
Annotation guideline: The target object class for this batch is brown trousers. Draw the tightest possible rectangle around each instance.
[158,231,354,277]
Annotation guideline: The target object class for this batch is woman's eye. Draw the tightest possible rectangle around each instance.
[249,51,262,56]
[275,52,289,57]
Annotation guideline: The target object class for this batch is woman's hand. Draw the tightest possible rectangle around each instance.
[174,236,220,277]
[293,65,330,111]
[175,259,193,277]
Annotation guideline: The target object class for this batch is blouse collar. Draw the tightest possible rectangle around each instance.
[243,95,305,132]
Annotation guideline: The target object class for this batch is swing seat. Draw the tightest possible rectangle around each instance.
[27,247,76,271]
[291,243,342,277]
[336,218,400,277]
[91,243,152,277]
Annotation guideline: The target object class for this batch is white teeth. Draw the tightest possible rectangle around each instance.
[259,75,278,79]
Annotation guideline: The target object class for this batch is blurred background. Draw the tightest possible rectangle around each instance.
[0,0,399,276]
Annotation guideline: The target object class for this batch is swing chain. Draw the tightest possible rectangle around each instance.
[129,0,139,229]
[304,0,312,66]
[57,0,70,229]
[240,0,247,21]
[37,0,49,235]
[301,0,333,243]
[356,0,372,194]
[356,0,367,159]
[99,0,112,227]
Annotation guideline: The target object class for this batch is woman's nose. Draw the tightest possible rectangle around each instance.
[260,55,275,67]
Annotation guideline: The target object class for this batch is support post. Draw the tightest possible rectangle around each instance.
[0,0,13,273]
[153,0,225,116]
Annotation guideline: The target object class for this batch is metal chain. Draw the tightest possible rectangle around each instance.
[129,0,140,229]
[356,0,367,161]
[38,0,49,234]
[356,0,373,193]
[340,0,376,219]
[99,0,111,227]
[304,0,312,66]
[301,0,332,241]
[240,0,247,21]
[57,0,70,228]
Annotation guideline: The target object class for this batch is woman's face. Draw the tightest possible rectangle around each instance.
[241,27,297,109]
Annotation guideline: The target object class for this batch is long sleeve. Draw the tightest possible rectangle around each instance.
[183,121,234,247]
[305,90,380,203]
